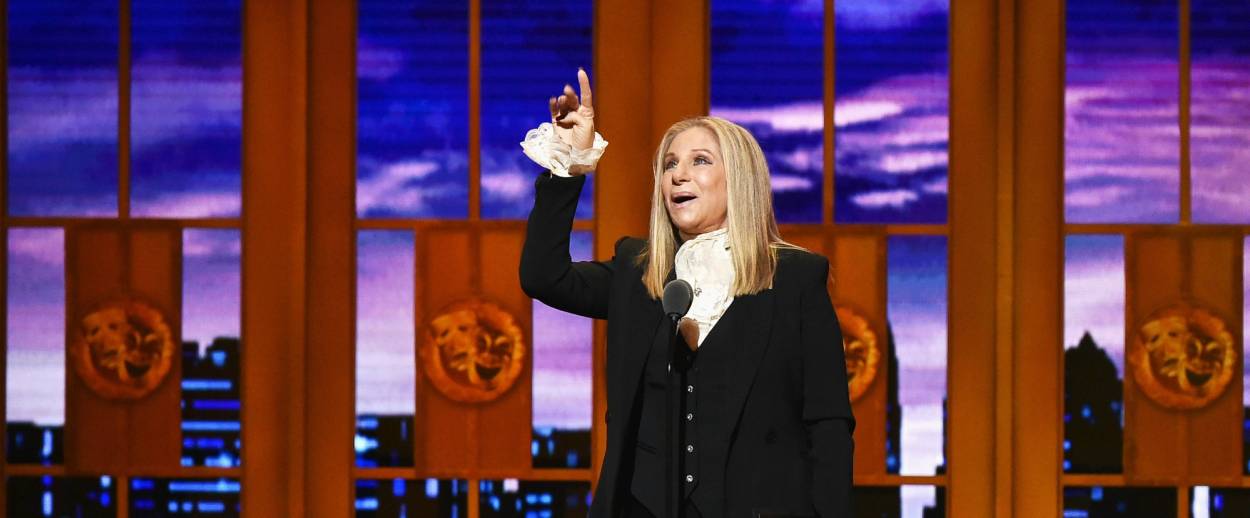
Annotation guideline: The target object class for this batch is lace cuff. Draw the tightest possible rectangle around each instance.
[519,122,608,177]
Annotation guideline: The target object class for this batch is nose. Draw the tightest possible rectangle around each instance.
[669,161,690,184]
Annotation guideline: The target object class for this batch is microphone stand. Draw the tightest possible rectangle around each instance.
[665,314,680,518]
[660,279,692,518]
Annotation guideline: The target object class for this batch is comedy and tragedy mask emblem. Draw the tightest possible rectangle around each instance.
[70,297,175,400]
[1130,304,1236,410]
[836,305,880,403]
[420,299,526,403]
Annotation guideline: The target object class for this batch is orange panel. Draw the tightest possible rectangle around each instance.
[478,229,533,471]
[1185,235,1242,481]
[416,229,474,472]
[125,228,182,469]
[830,234,887,476]
[65,225,181,472]
[66,226,128,471]
[1123,234,1188,482]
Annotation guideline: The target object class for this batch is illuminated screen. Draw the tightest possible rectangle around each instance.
[1065,0,1179,223]
[835,0,949,224]
[358,0,470,219]
[130,0,242,218]
[480,0,594,220]
[7,0,119,216]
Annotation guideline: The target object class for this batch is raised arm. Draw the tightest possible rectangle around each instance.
[518,69,614,319]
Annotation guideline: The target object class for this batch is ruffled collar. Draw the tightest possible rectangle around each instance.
[678,227,729,250]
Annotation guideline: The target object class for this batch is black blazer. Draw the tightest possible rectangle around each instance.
[520,173,854,517]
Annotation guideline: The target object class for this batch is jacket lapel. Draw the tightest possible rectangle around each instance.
[723,287,776,437]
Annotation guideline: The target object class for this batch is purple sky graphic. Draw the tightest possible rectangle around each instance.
[887,236,949,481]
[711,0,950,226]
[6,229,65,425]
[1065,235,1126,372]
[7,0,241,219]
[1066,0,1250,224]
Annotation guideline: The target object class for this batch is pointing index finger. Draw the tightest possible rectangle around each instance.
[577,68,593,109]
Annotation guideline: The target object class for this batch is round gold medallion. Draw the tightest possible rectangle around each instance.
[1130,304,1236,410]
[70,296,175,400]
[836,304,880,403]
[420,299,526,403]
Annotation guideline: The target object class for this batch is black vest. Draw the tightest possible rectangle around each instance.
[629,302,740,517]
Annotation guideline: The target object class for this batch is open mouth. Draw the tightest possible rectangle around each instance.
[671,193,697,207]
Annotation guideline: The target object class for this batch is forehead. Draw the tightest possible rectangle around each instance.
[666,126,720,155]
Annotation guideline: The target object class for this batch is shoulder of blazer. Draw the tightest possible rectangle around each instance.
[612,236,647,268]
[776,246,830,285]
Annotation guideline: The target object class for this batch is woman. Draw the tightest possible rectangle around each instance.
[520,70,854,518]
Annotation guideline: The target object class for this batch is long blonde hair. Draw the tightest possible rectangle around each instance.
[639,116,800,299]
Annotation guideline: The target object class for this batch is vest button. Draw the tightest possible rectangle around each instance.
[685,474,695,483]
[686,413,694,421]
[686,444,694,453]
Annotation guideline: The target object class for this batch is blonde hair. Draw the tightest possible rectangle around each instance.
[639,116,800,299]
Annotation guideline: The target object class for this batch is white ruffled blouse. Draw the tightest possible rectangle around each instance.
[674,228,735,347]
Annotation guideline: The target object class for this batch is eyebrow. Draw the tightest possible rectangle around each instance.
[664,148,716,157]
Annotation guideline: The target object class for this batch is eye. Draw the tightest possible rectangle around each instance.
[694,155,711,165]
[663,159,678,170]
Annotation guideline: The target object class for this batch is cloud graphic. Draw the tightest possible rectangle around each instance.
[853,189,919,209]
[133,191,243,219]
[356,159,442,214]
[357,37,406,81]
[770,174,816,193]
[712,102,824,132]
[876,150,947,175]
[481,169,533,201]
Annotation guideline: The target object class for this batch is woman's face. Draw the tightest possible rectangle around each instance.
[662,127,729,241]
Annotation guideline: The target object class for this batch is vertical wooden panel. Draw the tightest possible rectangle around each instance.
[65,227,127,470]
[1124,234,1185,482]
[830,234,887,476]
[416,230,474,471]
[305,0,356,514]
[126,228,181,469]
[650,0,709,143]
[1013,0,1063,514]
[1185,235,1241,481]
[65,226,181,472]
[478,229,532,471]
[1125,234,1243,484]
[948,0,998,513]
[242,0,308,514]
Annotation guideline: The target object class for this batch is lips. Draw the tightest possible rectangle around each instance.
[670,192,697,208]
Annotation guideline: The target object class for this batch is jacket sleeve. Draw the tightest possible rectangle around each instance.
[519,172,615,320]
[798,255,855,517]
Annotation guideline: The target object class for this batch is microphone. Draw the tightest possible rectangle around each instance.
[662,279,693,324]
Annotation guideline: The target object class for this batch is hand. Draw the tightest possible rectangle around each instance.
[549,68,595,151]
